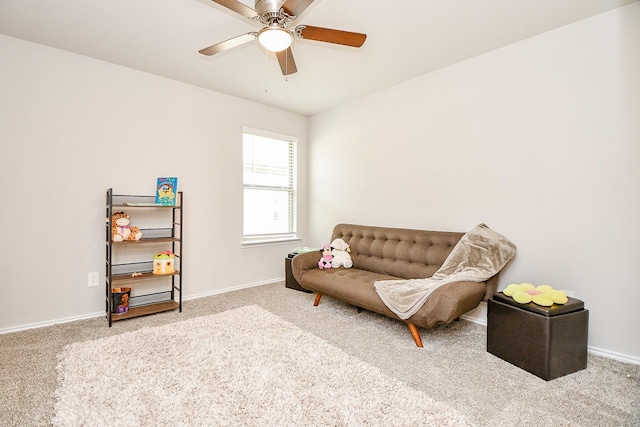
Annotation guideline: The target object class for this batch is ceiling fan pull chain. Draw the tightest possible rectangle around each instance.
[265,48,269,92]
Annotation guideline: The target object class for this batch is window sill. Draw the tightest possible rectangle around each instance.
[241,237,301,249]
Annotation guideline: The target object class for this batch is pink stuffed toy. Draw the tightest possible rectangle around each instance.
[318,244,333,269]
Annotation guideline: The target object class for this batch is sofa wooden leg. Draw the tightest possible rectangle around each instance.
[407,323,423,348]
[313,293,323,306]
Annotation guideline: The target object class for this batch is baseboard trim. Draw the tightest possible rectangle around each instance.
[4,278,639,367]
[183,277,282,302]
[460,301,488,326]
[0,278,282,336]
[0,311,106,335]
[460,312,487,326]
[587,346,640,366]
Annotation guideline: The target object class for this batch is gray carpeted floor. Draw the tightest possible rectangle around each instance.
[1,282,639,426]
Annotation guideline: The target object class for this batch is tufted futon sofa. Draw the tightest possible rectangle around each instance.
[292,223,500,347]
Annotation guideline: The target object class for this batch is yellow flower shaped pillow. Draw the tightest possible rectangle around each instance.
[502,283,568,306]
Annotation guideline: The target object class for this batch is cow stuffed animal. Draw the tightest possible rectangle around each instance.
[318,244,333,269]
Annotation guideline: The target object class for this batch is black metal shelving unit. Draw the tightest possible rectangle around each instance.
[105,188,183,326]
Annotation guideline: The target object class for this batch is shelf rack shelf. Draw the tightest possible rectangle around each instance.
[105,188,183,326]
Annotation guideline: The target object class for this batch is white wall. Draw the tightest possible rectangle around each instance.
[0,34,307,330]
[308,4,640,362]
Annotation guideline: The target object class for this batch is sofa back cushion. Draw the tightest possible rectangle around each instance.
[331,224,464,280]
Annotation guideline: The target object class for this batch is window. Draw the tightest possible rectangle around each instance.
[242,127,298,244]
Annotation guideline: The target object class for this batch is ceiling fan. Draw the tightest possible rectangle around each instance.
[199,0,367,75]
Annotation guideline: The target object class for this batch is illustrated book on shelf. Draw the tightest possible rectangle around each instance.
[156,177,178,206]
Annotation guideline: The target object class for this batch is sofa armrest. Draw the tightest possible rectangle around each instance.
[484,274,500,301]
[291,251,321,284]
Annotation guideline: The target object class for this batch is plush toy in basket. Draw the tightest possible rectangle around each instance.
[111,211,142,242]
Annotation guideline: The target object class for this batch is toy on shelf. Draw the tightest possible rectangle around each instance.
[111,287,131,314]
[111,211,142,242]
[153,251,176,274]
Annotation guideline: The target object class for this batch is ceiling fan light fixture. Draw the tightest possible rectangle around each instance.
[258,25,292,52]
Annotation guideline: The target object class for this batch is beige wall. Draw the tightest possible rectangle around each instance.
[0,35,308,330]
[308,4,640,362]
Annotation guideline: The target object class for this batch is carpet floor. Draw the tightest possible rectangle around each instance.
[53,305,470,426]
[1,281,639,426]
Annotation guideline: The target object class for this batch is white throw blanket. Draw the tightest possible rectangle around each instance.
[374,224,516,320]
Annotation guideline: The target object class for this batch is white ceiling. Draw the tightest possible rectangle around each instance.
[0,0,635,116]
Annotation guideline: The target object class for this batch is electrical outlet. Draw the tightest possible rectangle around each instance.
[88,271,99,287]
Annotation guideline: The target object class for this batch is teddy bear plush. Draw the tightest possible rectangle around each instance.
[318,244,333,269]
[111,211,143,242]
[330,238,353,268]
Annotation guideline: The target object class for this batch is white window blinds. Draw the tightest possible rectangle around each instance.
[242,127,298,243]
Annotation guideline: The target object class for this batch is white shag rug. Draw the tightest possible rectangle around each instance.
[53,305,472,426]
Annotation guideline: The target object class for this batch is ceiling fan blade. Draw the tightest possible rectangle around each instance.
[199,33,257,56]
[209,0,257,19]
[295,25,366,48]
[282,0,315,18]
[276,47,298,75]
